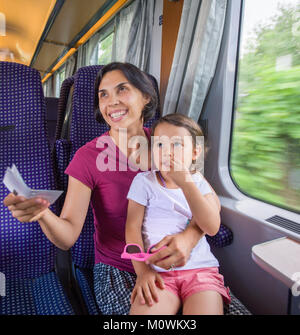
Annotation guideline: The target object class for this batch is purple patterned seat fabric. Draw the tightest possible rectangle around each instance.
[0,62,57,280]
[0,62,75,315]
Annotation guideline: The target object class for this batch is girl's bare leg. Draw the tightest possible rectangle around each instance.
[183,290,223,315]
[130,289,181,315]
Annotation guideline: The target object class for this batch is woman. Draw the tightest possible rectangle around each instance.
[3,62,220,314]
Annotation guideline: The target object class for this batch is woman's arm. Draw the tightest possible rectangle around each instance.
[146,217,205,269]
[3,176,91,250]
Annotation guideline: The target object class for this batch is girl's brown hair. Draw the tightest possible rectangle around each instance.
[151,113,205,147]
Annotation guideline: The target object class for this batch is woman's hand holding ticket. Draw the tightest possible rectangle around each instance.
[3,193,50,223]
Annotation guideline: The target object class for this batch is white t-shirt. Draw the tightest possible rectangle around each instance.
[127,170,219,272]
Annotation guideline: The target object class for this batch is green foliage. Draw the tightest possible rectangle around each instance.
[231,3,300,212]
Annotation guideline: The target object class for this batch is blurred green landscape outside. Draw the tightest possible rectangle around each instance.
[231,2,300,212]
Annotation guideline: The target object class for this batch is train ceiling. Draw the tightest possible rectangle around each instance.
[0,0,120,80]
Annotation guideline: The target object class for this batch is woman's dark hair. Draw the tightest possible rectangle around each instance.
[94,62,159,125]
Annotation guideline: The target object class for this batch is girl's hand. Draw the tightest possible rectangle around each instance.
[164,157,193,188]
[131,267,165,307]
[3,193,50,223]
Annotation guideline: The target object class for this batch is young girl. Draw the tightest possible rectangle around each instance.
[125,113,231,315]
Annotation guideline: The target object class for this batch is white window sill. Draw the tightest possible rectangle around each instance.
[219,196,300,242]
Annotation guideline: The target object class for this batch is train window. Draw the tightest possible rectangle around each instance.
[230,0,300,213]
[97,32,114,65]
[55,66,66,97]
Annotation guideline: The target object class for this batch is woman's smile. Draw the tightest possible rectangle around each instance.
[108,109,129,122]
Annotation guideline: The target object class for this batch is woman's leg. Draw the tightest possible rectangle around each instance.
[93,263,136,315]
[130,289,181,315]
[182,290,223,315]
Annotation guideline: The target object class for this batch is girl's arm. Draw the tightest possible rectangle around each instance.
[126,200,165,306]
[166,157,221,237]
[125,200,149,276]
[203,177,221,212]
[181,175,220,236]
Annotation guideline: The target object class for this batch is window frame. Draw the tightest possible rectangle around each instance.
[228,0,300,215]
[200,0,300,240]
[90,20,114,66]
[54,65,66,97]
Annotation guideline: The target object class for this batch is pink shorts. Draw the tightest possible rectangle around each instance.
[159,267,231,305]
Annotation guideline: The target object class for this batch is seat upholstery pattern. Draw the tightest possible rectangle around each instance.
[74,267,99,315]
[33,272,74,315]
[206,224,233,248]
[53,139,72,210]
[0,278,36,315]
[0,61,56,280]
[0,272,74,315]
[0,61,74,315]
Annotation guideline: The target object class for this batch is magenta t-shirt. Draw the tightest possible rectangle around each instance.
[65,128,151,273]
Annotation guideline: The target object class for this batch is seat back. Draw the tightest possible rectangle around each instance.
[0,62,58,280]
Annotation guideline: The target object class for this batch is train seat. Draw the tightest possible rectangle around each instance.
[0,61,75,315]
